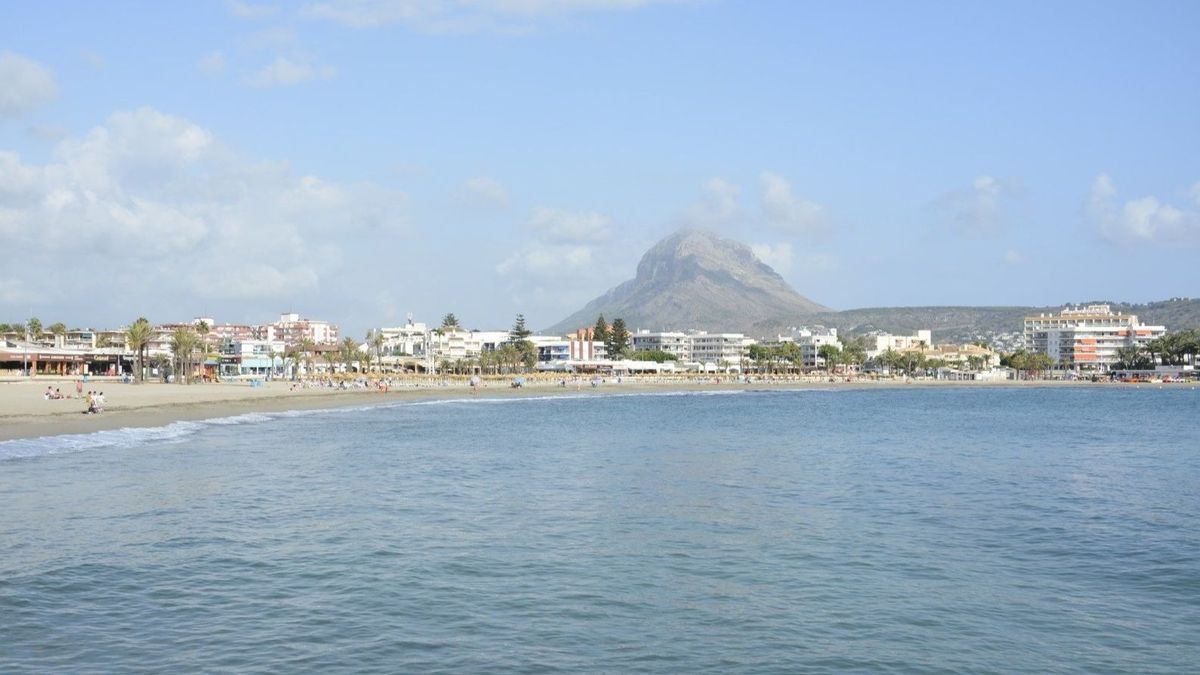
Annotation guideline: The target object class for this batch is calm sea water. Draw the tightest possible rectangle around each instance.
[2,387,1198,673]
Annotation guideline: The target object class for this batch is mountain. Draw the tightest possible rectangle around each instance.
[544,229,830,334]
[544,229,1200,341]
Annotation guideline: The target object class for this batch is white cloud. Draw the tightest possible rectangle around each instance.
[0,51,59,117]
[497,206,630,319]
[198,50,227,76]
[0,106,406,316]
[1087,174,1200,246]
[936,175,1022,238]
[683,177,740,229]
[302,0,675,32]
[750,242,793,274]
[760,171,828,236]
[525,206,610,244]
[462,176,509,206]
[227,0,279,19]
[245,56,335,88]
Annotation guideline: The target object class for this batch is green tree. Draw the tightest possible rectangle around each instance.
[369,329,385,373]
[126,317,153,383]
[837,335,867,370]
[746,343,772,373]
[775,342,803,371]
[509,314,537,370]
[817,344,841,373]
[593,315,609,346]
[169,327,199,384]
[340,336,360,372]
[441,313,460,330]
[26,317,42,342]
[49,322,67,343]
[607,318,630,359]
[630,349,677,363]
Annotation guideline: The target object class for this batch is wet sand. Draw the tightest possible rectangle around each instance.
[0,375,1132,443]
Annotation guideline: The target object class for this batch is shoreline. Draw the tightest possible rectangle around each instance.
[0,376,1181,444]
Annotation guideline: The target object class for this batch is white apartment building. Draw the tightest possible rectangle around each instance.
[688,331,745,369]
[1024,304,1166,371]
[631,331,691,361]
[380,318,431,357]
[261,312,339,346]
[867,330,932,359]
[777,328,840,369]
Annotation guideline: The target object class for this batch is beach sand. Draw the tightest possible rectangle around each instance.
[0,374,1129,443]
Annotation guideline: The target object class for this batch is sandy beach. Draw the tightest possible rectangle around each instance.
[0,374,1163,443]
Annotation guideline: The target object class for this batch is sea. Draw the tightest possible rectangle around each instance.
[1,386,1198,673]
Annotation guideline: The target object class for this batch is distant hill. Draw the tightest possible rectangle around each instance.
[785,298,1200,344]
[545,229,830,334]
[545,230,1199,343]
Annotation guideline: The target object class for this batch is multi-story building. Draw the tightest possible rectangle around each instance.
[774,328,841,369]
[1024,304,1165,371]
[260,312,339,346]
[631,330,691,361]
[219,339,287,377]
[567,327,606,361]
[688,331,744,369]
[380,318,431,357]
[866,330,932,359]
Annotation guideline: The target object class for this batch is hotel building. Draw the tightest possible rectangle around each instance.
[1024,304,1165,371]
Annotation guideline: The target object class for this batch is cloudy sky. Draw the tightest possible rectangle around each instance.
[1,1,1197,336]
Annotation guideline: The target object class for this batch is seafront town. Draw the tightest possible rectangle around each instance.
[1,304,1195,384]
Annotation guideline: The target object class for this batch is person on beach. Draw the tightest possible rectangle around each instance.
[75,379,83,398]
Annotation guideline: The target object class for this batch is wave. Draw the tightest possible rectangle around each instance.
[0,388,752,461]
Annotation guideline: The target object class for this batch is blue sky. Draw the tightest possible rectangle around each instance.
[1,0,1197,336]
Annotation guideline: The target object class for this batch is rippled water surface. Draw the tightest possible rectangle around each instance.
[2,387,1199,673]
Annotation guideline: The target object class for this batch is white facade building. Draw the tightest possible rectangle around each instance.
[688,332,745,370]
[867,330,932,359]
[631,331,691,361]
[1024,304,1166,371]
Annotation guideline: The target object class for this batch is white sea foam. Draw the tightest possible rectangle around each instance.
[0,387,753,461]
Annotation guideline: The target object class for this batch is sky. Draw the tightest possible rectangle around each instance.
[1,0,1198,337]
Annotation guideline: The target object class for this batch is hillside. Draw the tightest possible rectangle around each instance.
[545,229,829,334]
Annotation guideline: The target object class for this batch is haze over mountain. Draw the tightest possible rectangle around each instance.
[545,230,829,334]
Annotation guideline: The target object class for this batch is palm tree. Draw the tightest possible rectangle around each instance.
[169,327,199,384]
[298,337,315,377]
[26,317,43,343]
[48,322,67,346]
[369,329,384,374]
[340,337,360,373]
[126,318,153,383]
[322,351,336,375]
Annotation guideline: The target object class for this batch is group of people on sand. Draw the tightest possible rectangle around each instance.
[83,390,105,414]
[43,386,67,400]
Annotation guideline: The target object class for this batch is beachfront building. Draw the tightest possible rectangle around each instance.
[866,330,933,359]
[380,318,432,358]
[688,331,745,371]
[1024,304,1166,371]
[567,327,606,361]
[429,328,482,361]
[631,330,691,361]
[925,343,1001,370]
[260,312,339,347]
[532,336,571,363]
[218,339,286,378]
